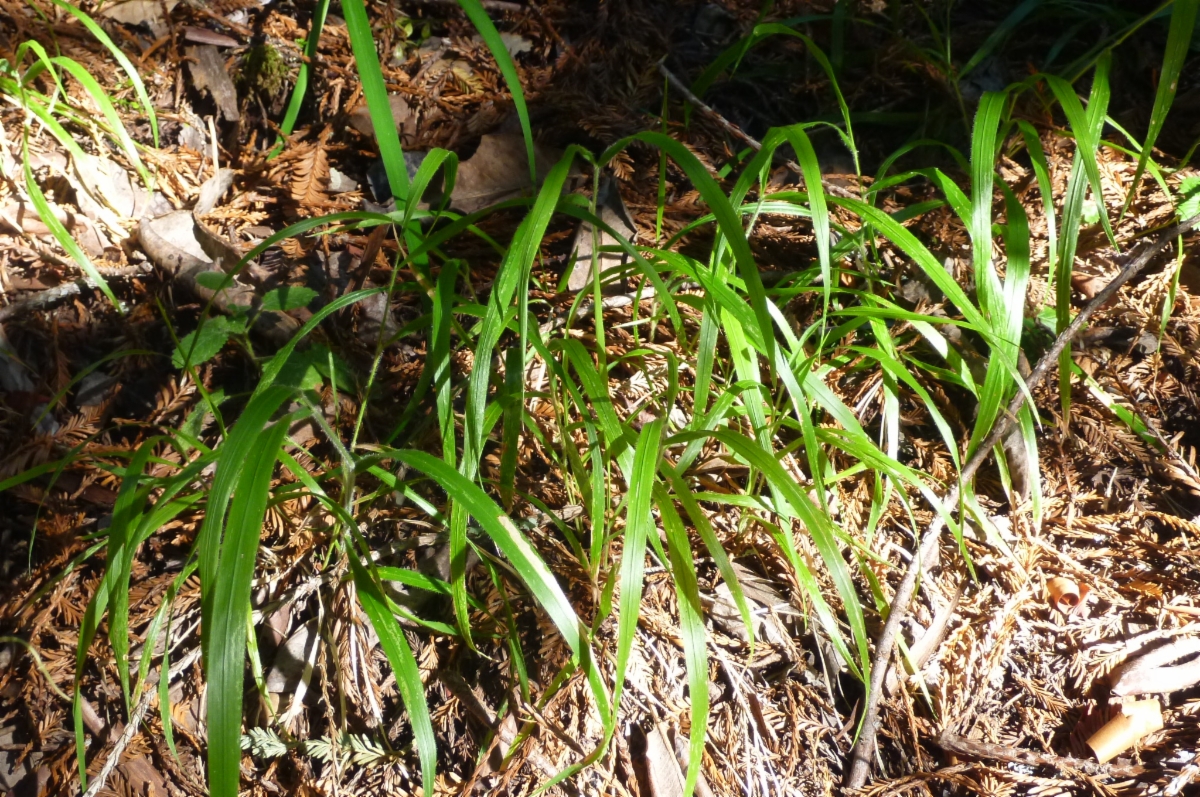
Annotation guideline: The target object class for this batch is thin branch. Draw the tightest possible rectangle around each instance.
[82,685,156,797]
[936,731,1144,779]
[0,266,148,323]
[844,211,1200,791]
[657,63,860,198]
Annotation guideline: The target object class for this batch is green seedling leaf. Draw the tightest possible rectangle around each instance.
[172,316,240,369]
[1178,176,1200,218]
[195,271,234,291]
[260,286,318,312]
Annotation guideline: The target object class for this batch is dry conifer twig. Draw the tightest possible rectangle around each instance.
[935,731,1145,778]
[844,211,1200,791]
[80,684,156,797]
[657,62,861,198]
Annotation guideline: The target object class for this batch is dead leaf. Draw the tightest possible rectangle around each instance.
[73,151,152,225]
[348,94,413,140]
[448,133,564,214]
[644,723,685,797]
[98,0,180,34]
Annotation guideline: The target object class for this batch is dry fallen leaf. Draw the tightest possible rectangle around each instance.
[98,0,180,32]
[1086,699,1163,763]
[448,133,563,214]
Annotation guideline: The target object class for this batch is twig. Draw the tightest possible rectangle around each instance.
[403,0,525,12]
[936,731,1144,779]
[81,684,156,797]
[844,211,1200,792]
[0,266,149,322]
[657,63,860,198]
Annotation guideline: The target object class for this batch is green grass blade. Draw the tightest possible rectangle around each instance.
[20,136,118,310]
[612,419,663,718]
[670,429,868,677]
[634,132,776,363]
[778,126,832,317]
[384,448,608,717]
[341,0,409,202]
[661,463,755,646]
[273,0,329,154]
[1122,0,1197,216]
[206,416,292,797]
[456,0,535,180]
[348,553,437,796]
[1049,57,1112,422]
[1044,58,1115,248]
[49,0,159,149]
[50,56,151,186]
[1016,120,1059,280]
[196,387,292,661]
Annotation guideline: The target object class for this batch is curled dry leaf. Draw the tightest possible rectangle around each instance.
[1086,698,1163,764]
[1046,575,1089,615]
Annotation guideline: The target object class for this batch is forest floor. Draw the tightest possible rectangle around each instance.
[2,1,1200,796]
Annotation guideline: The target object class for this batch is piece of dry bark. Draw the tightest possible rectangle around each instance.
[186,45,239,122]
[1112,637,1200,696]
[567,177,636,291]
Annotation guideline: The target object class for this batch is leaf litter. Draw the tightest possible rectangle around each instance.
[1,2,1200,797]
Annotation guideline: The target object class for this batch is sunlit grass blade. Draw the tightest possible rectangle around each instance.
[49,0,159,149]
[1122,0,1197,216]
[341,0,409,202]
[611,419,663,720]
[206,416,292,797]
[1049,56,1111,422]
[456,0,536,179]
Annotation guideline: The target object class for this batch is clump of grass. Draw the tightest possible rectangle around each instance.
[2,2,1196,797]
[0,0,159,310]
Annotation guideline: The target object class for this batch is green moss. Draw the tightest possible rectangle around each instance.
[240,44,289,102]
